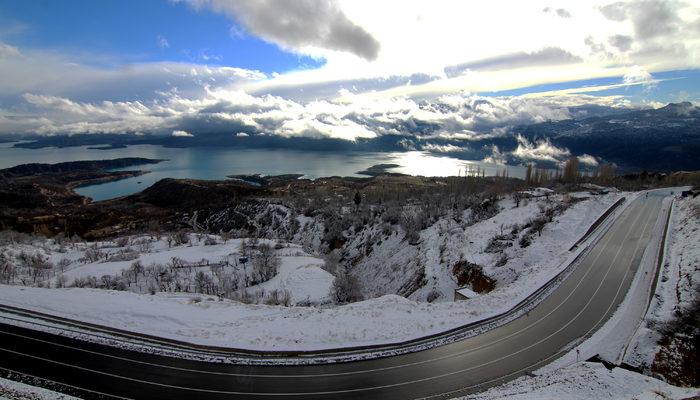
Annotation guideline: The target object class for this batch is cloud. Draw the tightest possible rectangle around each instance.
[625,0,682,41]
[622,65,657,90]
[444,47,582,77]
[180,0,380,60]
[608,34,633,52]
[577,154,599,166]
[482,145,506,165]
[420,143,465,153]
[251,73,439,102]
[599,2,627,22]
[0,48,266,103]
[157,35,170,49]
[511,135,570,164]
[543,7,572,18]
[4,86,615,141]
[172,130,193,137]
[594,0,696,65]
[0,42,21,58]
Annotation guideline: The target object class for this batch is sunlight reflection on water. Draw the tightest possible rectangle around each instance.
[0,144,526,201]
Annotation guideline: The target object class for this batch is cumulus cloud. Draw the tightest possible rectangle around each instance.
[172,130,193,137]
[622,65,654,85]
[594,0,697,66]
[623,65,657,91]
[577,154,599,166]
[444,47,582,77]
[180,0,380,60]
[4,86,609,142]
[420,143,465,153]
[511,135,570,164]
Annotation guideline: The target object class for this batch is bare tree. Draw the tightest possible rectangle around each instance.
[128,260,145,285]
[331,265,361,304]
[252,243,281,284]
[0,253,14,284]
[563,156,580,183]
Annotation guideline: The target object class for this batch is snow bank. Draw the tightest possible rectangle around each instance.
[458,362,698,400]
[625,192,700,369]
[0,375,79,400]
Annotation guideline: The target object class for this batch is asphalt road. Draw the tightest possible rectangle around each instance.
[0,191,671,399]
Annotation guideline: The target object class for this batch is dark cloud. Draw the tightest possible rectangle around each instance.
[596,1,693,62]
[608,34,633,52]
[629,0,681,40]
[184,0,380,60]
[599,0,683,40]
[444,47,582,78]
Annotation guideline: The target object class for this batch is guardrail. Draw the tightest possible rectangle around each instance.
[0,195,631,363]
[569,196,626,251]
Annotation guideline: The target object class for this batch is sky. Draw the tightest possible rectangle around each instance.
[0,0,699,140]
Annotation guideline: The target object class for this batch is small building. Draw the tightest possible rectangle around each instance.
[454,286,479,301]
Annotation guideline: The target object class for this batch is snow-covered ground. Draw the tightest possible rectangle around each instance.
[0,235,334,306]
[457,362,698,400]
[0,375,79,400]
[624,192,699,376]
[0,192,630,351]
[348,192,624,302]
[462,190,699,400]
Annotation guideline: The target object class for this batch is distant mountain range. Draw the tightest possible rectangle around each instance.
[4,102,699,172]
[516,102,700,171]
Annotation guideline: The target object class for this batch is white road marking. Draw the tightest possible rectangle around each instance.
[0,366,132,400]
[0,198,648,381]
[0,196,665,398]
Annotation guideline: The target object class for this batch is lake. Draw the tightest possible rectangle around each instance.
[0,143,526,201]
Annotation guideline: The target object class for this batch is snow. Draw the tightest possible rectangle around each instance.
[624,191,700,369]
[519,187,554,197]
[457,362,698,400]
[0,193,634,352]
[455,286,478,299]
[539,191,671,373]
[0,235,333,306]
[0,375,79,400]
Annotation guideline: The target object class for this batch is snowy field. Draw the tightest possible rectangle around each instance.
[0,235,334,306]
[458,362,698,400]
[0,192,630,351]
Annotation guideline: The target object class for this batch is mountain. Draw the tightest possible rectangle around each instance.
[516,102,700,171]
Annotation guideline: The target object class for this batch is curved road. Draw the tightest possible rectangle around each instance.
[0,191,671,399]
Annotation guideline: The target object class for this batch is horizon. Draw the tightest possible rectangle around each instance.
[0,0,698,142]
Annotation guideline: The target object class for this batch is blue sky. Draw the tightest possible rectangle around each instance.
[489,69,700,105]
[0,0,698,138]
[0,0,324,72]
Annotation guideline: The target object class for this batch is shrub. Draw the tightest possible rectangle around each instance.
[426,289,441,303]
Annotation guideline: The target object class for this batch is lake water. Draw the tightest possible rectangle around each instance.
[0,143,526,201]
